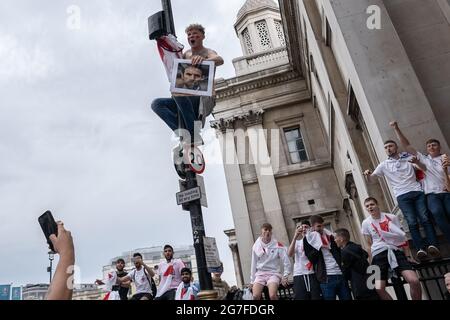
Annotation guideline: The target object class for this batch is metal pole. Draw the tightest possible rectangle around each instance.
[185,169,213,293]
[161,0,176,36]
[49,259,53,283]
[391,276,408,300]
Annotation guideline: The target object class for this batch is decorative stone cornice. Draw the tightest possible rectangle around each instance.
[215,68,301,101]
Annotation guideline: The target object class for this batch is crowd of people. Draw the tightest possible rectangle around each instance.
[41,18,450,299]
[95,245,232,301]
[247,122,450,300]
[44,121,450,301]
[45,230,230,301]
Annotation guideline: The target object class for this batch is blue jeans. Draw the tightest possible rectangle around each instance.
[151,96,200,136]
[319,275,352,301]
[397,191,438,250]
[427,193,450,244]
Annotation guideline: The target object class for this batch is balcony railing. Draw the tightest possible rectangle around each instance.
[232,47,289,76]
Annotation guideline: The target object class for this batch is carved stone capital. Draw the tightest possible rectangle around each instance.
[210,117,236,133]
[228,241,239,251]
[239,109,264,127]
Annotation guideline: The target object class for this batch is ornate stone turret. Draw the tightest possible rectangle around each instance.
[233,0,288,76]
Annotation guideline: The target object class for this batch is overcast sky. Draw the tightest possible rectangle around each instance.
[0,0,249,288]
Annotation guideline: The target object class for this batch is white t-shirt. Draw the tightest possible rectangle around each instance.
[322,247,342,275]
[372,152,423,197]
[417,152,449,194]
[361,212,402,255]
[128,268,152,294]
[293,239,314,276]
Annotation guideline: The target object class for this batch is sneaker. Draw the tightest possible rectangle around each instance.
[427,245,441,259]
[416,249,428,261]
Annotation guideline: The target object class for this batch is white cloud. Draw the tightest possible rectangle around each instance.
[0,33,58,83]
[0,0,246,288]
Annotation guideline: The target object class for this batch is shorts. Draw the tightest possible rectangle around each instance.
[371,250,413,281]
[254,271,282,286]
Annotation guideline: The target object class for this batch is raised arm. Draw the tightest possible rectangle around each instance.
[46,222,75,300]
[363,169,379,184]
[117,274,132,284]
[390,121,417,155]
[94,279,105,285]
[410,155,427,172]
[288,227,302,257]
[142,262,155,278]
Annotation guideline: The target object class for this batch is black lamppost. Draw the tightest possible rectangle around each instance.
[47,251,55,283]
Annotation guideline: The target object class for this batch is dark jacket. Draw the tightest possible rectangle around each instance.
[303,232,342,283]
[341,242,378,299]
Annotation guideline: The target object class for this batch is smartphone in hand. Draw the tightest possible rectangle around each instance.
[38,211,58,252]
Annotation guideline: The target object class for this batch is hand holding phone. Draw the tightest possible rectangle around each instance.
[38,211,58,252]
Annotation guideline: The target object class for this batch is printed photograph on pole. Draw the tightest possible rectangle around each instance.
[170,59,215,97]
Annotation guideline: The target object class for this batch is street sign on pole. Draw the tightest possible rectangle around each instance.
[176,187,201,205]
[203,237,221,271]
[184,146,205,174]
[179,175,207,208]
[196,174,208,208]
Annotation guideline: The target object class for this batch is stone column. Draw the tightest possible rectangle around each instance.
[248,22,262,53]
[211,118,254,284]
[224,229,244,288]
[267,18,282,48]
[242,110,289,246]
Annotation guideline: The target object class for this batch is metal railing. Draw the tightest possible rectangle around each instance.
[259,258,450,300]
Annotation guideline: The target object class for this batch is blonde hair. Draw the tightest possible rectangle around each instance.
[185,23,205,35]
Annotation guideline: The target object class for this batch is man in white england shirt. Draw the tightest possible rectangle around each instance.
[391,121,450,249]
[118,253,155,300]
[287,220,322,300]
[363,127,439,261]
[249,223,291,300]
[303,215,351,300]
[154,244,185,300]
[361,197,422,300]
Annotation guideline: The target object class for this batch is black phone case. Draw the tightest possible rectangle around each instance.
[38,211,58,252]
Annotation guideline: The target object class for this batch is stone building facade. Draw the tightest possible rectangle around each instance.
[213,0,450,286]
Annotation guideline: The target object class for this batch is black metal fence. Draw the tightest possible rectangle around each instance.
[410,258,450,300]
[258,258,450,300]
